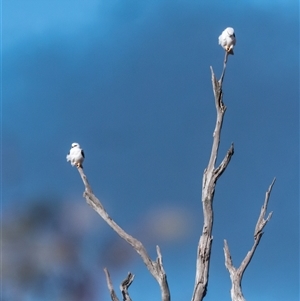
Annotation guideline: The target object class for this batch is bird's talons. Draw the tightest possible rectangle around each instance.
[225,46,234,55]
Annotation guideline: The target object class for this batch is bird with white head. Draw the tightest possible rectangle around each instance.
[218,27,236,55]
[66,142,85,168]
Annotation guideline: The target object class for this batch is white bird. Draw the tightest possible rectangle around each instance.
[66,142,85,168]
[218,27,236,55]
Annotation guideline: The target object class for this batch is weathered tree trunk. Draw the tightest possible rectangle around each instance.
[191,54,234,301]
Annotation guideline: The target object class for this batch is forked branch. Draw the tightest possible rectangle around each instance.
[77,168,170,301]
[223,178,276,301]
[191,52,234,301]
[120,272,135,301]
[104,269,135,301]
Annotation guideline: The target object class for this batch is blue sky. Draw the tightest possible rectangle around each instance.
[3,1,299,301]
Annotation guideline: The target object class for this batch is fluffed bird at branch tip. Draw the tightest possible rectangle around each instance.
[66,142,85,168]
[218,27,236,55]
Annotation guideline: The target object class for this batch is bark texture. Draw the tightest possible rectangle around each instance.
[120,272,135,301]
[104,268,120,301]
[191,54,234,301]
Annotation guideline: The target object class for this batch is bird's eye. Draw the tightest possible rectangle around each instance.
[233,33,235,37]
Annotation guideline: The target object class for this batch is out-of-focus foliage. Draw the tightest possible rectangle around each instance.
[3,197,192,300]
[3,198,102,300]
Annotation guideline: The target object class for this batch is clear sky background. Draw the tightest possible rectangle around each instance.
[3,1,299,301]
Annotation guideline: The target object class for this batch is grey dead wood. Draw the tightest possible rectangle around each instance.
[191,52,234,301]
[104,268,120,301]
[103,268,135,301]
[68,48,274,301]
[223,178,275,301]
[120,272,135,301]
[77,167,170,301]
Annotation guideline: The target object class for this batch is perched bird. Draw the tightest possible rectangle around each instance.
[66,142,85,168]
[218,27,236,55]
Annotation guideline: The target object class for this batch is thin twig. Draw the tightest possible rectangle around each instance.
[214,143,234,180]
[219,52,228,85]
[120,273,135,301]
[104,268,120,301]
[254,178,275,239]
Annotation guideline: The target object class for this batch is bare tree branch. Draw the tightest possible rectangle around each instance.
[219,52,229,84]
[254,178,275,239]
[104,268,120,301]
[120,273,135,301]
[104,269,135,301]
[191,56,234,301]
[66,33,275,301]
[214,143,234,180]
[77,167,170,301]
[223,178,276,301]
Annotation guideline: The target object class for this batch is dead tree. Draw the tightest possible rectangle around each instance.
[191,52,274,301]
[223,179,275,301]
[191,53,234,301]
[68,51,274,301]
